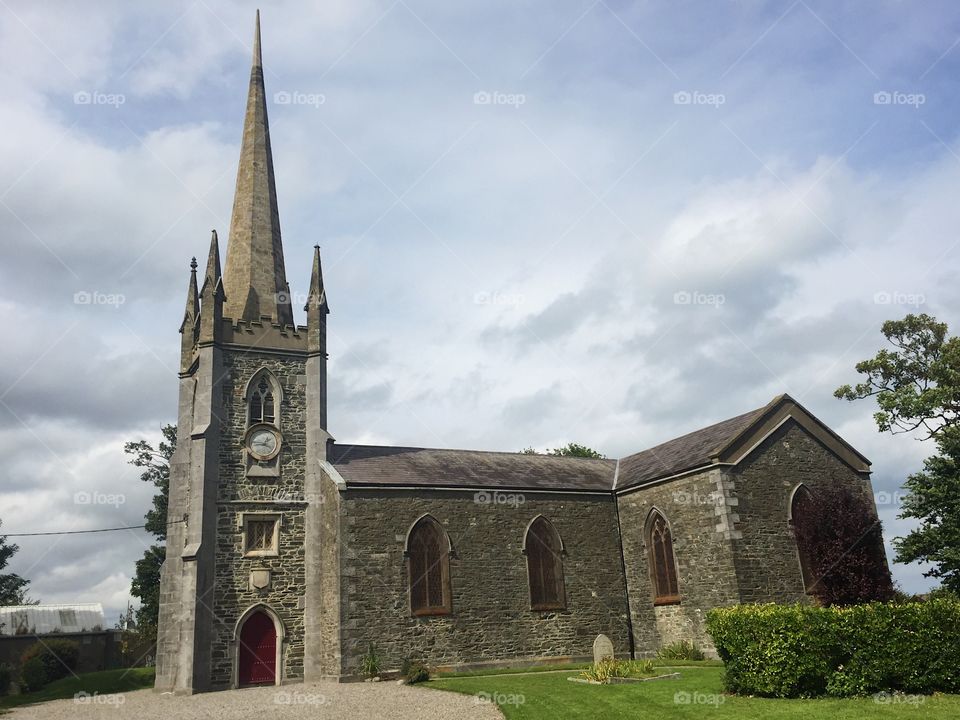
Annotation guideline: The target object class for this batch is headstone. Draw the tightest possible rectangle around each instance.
[593,633,614,663]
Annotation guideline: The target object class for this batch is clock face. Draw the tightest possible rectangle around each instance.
[248,426,280,460]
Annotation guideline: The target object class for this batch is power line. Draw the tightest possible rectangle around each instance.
[2,519,185,538]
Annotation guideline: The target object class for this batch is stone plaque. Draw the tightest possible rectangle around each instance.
[250,568,271,590]
[593,633,614,663]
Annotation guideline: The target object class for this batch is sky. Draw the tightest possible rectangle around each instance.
[1,0,959,624]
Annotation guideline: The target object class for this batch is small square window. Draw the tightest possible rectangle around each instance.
[58,609,77,627]
[242,515,279,557]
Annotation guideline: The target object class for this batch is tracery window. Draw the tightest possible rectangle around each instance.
[648,510,680,605]
[525,516,566,610]
[407,516,451,616]
[790,485,817,593]
[249,376,276,425]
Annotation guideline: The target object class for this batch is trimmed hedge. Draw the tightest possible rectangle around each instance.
[707,600,960,698]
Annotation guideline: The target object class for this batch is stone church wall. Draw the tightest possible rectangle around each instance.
[728,419,878,604]
[337,489,630,675]
[208,350,309,688]
[617,468,740,656]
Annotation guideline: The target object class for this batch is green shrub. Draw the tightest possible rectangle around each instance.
[0,664,13,696]
[580,658,656,682]
[625,659,656,677]
[401,658,430,684]
[359,643,381,679]
[706,599,960,698]
[580,659,626,683]
[20,638,80,685]
[20,655,48,692]
[656,640,705,661]
[707,603,840,697]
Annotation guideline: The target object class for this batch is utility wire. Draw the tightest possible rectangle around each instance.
[2,519,186,538]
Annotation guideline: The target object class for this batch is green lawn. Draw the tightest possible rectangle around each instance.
[427,666,959,720]
[0,667,155,711]
[433,659,722,679]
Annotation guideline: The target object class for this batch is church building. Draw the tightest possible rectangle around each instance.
[155,14,886,692]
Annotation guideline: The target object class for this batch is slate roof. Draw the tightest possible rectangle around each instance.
[615,404,769,491]
[329,444,616,492]
[328,395,848,493]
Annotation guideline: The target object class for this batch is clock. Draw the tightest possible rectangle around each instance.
[246,425,281,461]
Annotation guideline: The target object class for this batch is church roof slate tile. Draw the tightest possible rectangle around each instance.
[329,444,617,492]
[327,403,767,493]
[614,405,768,491]
[328,395,866,493]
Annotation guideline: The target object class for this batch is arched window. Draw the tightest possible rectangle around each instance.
[247,372,279,426]
[406,516,451,616]
[524,516,566,610]
[789,485,817,594]
[647,510,680,605]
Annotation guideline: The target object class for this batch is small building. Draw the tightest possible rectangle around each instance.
[0,603,104,636]
[0,603,142,674]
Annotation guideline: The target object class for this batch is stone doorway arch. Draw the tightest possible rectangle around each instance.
[233,604,285,687]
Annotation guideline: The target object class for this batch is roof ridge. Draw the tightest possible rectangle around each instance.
[331,442,614,462]
[619,402,770,462]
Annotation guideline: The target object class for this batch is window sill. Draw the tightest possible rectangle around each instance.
[653,596,681,606]
[412,607,451,617]
[531,603,566,612]
[243,550,279,559]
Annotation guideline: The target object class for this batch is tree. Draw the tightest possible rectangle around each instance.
[893,427,960,592]
[124,424,175,638]
[549,443,604,458]
[0,519,34,605]
[834,314,960,439]
[521,443,604,458]
[792,485,893,606]
[837,314,960,591]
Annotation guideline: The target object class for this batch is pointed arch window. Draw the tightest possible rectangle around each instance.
[647,511,680,605]
[248,373,278,426]
[525,516,566,611]
[406,516,452,616]
[789,485,817,594]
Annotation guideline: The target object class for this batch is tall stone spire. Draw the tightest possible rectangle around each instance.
[222,10,294,326]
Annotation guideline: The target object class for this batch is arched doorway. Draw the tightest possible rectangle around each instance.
[238,610,277,685]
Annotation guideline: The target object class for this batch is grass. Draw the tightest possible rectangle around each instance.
[434,662,591,678]
[427,666,960,720]
[433,658,721,679]
[0,667,155,711]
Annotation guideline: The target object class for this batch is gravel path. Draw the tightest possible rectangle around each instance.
[6,681,505,720]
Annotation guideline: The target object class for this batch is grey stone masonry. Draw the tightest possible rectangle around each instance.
[207,349,309,689]
[728,419,879,604]
[336,489,631,675]
[618,468,740,656]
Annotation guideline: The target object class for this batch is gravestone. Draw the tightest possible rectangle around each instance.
[593,633,614,663]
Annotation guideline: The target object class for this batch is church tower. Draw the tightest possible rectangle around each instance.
[155,11,330,692]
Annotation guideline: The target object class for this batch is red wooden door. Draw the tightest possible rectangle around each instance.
[238,611,276,685]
